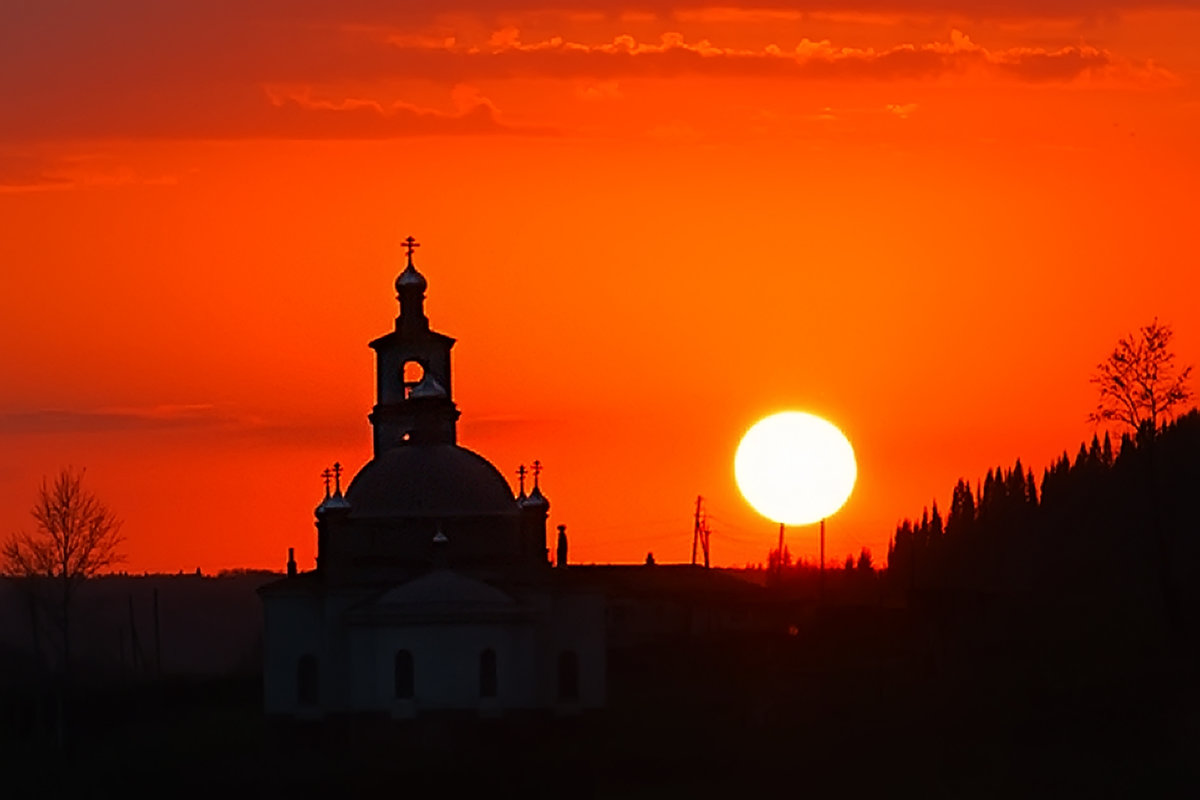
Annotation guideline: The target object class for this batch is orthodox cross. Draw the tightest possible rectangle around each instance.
[531,460,543,490]
[332,461,343,494]
[402,235,420,266]
[321,467,333,498]
[516,464,527,495]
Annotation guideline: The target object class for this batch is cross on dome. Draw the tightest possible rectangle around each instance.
[531,460,543,491]
[321,467,333,499]
[332,462,343,495]
[402,235,420,266]
[516,464,527,496]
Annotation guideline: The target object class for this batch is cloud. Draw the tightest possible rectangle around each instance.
[255,88,546,139]
[2,1,1192,29]
[0,153,73,192]
[0,151,186,192]
[1,78,541,143]
[443,28,1168,85]
[0,1,1179,143]
[0,405,234,435]
[0,405,375,453]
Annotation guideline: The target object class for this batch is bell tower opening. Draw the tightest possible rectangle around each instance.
[402,361,425,399]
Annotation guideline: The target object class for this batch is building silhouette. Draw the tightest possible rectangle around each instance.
[259,240,604,717]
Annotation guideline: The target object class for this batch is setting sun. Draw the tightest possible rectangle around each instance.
[734,411,858,526]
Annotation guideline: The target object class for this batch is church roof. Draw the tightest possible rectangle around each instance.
[343,570,532,624]
[374,570,515,607]
[344,442,517,518]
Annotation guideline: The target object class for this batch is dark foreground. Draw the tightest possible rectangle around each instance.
[4,613,1197,799]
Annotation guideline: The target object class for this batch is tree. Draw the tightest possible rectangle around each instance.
[856,547,874,571]
[2,467,124,673]
[1090,319,1193,436]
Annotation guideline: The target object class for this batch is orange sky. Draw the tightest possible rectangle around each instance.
[2,1,1199,573]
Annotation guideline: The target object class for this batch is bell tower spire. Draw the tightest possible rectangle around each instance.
[368,236,460,454]
[395,235,428,333]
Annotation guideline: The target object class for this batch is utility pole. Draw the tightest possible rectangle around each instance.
[777,522,785,578]
[691,496,711,568]
[819,518,826,602]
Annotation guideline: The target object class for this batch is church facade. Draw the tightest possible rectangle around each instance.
[259,240,604,718]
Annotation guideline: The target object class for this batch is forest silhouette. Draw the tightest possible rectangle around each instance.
[888,412,1200,663]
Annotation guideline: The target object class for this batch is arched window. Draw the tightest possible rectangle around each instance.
[297,654,318,706]
[557,650,580,701]
[479,648,498,698]
[394,650,414,699]
[402,361,424,399]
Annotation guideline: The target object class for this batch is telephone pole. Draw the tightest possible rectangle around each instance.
[691,495,711,568]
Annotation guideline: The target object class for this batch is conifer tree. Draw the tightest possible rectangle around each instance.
[929,501,944,538]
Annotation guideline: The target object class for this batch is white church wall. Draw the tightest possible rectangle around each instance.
[544,591,606,710]
[348,619,541,713]
[262,593,325,716]
[319,589,372,713]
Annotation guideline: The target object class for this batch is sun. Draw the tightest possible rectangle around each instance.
[734,411,857,526]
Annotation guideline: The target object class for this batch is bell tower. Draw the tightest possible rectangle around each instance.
[367,237,460,453]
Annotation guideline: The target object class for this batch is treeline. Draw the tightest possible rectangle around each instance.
[887,411,1200,651]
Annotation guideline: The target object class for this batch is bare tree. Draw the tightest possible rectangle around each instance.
[2,467,124,673]
[1089,319,1193,436]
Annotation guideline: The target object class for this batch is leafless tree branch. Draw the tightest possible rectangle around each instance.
[1089,318,1193,436]
[2,467,125,674]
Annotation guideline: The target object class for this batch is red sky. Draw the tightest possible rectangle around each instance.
[2,1,1198,573]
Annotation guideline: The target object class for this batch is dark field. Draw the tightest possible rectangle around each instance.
[5,609,1196,799]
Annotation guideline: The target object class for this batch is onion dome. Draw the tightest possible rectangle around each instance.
[320,490,351,513]
[521,460,549,510]
[395,262,427,293]
[316,464,351,515]
[522,484,549,510]
[395,234,427,293]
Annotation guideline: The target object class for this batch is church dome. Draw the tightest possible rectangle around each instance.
[395,263,427,292]
[344,443,516,519]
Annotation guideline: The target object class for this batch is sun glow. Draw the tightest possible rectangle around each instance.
[734,411,858,526]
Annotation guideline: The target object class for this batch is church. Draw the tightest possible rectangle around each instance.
[259,239,605,718]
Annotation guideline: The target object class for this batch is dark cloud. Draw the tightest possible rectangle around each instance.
[1,85,543,142]
[0,1,1178,142]
[0,153,73,190]
[2,0,1193,28]
[0,406,233,435]
[0,406,371,449]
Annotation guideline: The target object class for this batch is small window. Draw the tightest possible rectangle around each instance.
[394,650,414,699]
[479,648,498,698]
[557,650,579,701]
[297,654,318,706]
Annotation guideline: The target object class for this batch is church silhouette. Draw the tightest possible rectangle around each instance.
[259,239,604,717]
[259,239,766,719]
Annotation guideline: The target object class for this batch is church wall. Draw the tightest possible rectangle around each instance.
[319,589,368,713]
[346,620,540,713]
[541,591,606,710]
[262,592,325,716]
[321,516,530,583]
